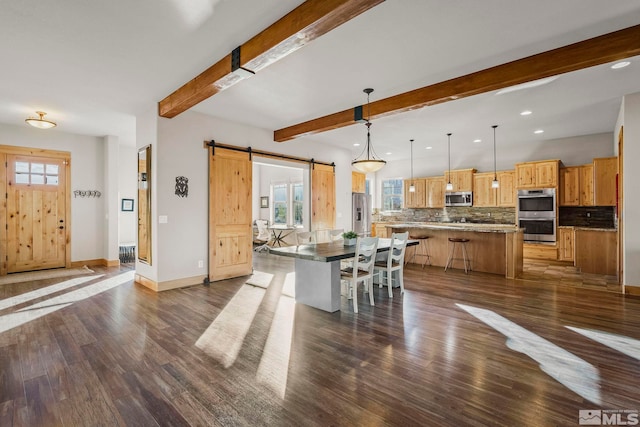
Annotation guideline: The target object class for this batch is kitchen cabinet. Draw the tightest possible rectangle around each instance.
[426,177,445,208]
[515,160,559,188]
[558,227,574,262]
[593,157,617,206]
[444,168,476,192]
[497,171,515,207]
[580,164,594,206]
[559,167,580,206]
[404,178,426,208]
[574,229,617,275]
[472,170,515,207]
[472,172,497,207]
[559,164,595,206]
[352,171,366,193]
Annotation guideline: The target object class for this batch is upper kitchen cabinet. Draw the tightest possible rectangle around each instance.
[515,160,559,188]
[497,171,516,207]
[426,177,445,208]
[559,166,580,206]
[444,168,476,192]
[352,171,366,193]
[472,172,497,207]
[473,170,515,207]
[593,157,617,206]
[404,178,426,208]
[559,164,595,207]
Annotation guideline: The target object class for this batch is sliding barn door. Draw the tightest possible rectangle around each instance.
[311,164,336,232]
[6,154,68,273]
[209,147,253,281]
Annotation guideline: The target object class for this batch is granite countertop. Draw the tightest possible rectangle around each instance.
[384,222,519,233]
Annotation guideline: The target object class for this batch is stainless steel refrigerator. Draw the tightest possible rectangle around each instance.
[352,192,371,236]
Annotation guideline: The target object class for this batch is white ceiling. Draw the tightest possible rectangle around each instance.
[1,0,639,161]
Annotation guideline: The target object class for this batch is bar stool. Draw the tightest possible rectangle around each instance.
[406,235,431,268]
[445,237,471,274]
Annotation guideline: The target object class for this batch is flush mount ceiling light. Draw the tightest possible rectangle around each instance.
[491,125,499,189]
[611,61,630,69]
[446,133,453,191]
[352,88,386,173]
[409,139,415,193]
[25,111,57,129]
[495,76,558,95]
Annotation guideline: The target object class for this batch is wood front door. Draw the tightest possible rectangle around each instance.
[6,154,68,273]
[208,147,253,282]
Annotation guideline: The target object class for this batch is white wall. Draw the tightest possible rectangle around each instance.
[618,92,640,287]
[373,132,614,209]
[0,123,106,261]
[153,110,353,283]
[118,145,137,243]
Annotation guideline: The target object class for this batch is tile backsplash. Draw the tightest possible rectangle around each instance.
[559,206,615,228]
[374,207,516,224]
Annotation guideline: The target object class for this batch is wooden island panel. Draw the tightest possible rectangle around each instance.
[389,224,523,278]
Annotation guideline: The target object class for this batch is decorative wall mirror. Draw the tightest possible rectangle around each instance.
[138,145,152,264]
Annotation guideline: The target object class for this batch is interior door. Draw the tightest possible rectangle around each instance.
[311,163,336,232]
[208,147,253,281]
[6,155,67,273]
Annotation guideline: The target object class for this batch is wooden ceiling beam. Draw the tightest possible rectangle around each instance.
[274,24,640,142]
[158,0,385,118]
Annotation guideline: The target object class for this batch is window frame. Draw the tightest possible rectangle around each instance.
[381,178,404,212]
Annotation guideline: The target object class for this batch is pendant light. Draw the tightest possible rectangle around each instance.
[25,111,57,129]
[409,139,416,192]
[491,125,499,188]
[352,88,386,173]
[446,133,453,191]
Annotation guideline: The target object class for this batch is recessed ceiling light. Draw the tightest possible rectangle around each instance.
[385,152,392,155]
[425,146,432,150]
[611,61,630,69]
[353,143,360,147]
[534,129,544,134]
[495,76,558,95]
[473,139,482,143]
[520,110,532,116]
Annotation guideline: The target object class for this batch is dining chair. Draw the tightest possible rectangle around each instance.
[329,228,344,241]
[253,219,271,252]
[374,232,409,297]
[295,230,315,245]
[340,236,379,313]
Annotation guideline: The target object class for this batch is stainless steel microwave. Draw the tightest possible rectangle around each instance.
[445,191,473,207]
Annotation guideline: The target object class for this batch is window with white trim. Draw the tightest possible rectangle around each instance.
[271,182,304,225]
[382,179,403,211]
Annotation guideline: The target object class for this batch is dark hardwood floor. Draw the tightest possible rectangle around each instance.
[1,255,639,426]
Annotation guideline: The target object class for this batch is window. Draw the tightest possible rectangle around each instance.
[271,182,304,226]
[15,161,59,186]
[292,183,304,225]
[273,184,288,224]
[382,179,403,211]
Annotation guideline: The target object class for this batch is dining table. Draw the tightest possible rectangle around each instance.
[268,225,297,247]
[268,238,418,312]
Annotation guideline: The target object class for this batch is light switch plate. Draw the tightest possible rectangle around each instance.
[159,215,168,223]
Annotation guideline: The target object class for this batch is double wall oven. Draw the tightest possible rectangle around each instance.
[518,189,556,243]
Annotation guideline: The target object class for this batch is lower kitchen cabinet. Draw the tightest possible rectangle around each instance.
[574,229,617,275]
[558,227,574,262]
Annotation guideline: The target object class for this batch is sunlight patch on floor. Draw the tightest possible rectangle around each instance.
[256,293,295,399]
[195,284,266,368]
[0,275,101,311]
[567,326,640,362]
[457,303,602,405]
[0,271,133,334]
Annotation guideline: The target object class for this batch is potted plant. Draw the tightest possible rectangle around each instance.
[342,231,358,246]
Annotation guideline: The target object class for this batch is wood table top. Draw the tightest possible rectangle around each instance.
[268,238,418,262]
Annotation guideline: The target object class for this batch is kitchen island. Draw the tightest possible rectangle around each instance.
[385,223,523,278]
